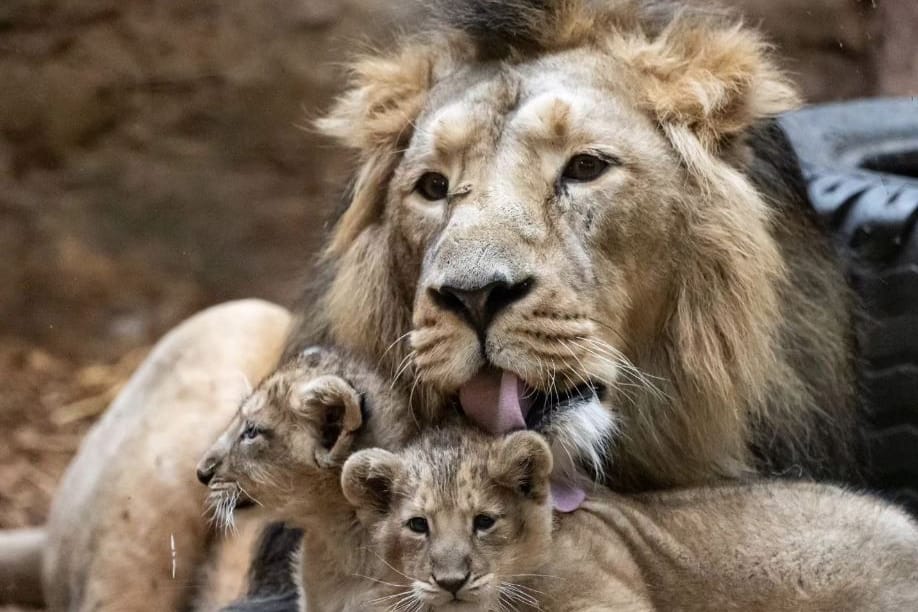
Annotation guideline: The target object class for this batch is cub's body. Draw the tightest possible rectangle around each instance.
[550,483,918,612]
[197,349,918,611]
[348,431,918,612]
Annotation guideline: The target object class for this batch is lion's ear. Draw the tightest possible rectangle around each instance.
[489,431,553,501]
[291,375,364,467]
[316,39,473,256]
[341,448,403,514]
[316,46,436,256]
[621,21,799,151]
[316,46,435,152]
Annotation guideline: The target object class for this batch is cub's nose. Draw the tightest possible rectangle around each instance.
[434,572,470,595]
[196,461,216,485]
[431,277,534,334]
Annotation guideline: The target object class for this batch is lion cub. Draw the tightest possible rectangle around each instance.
[196,346,418,611]
[345,430,918,612]
[199,350,918,611]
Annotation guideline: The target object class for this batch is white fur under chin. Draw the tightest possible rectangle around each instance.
[543,395,618,487]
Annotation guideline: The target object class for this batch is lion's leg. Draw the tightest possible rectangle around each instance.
[41,299,291,612]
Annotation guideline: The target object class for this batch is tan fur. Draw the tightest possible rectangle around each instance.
[290,0,856,490]
[37,300,291,611]
[556,484,918,612]
[195,346,417,611]
[191,511,267,612]
[342,429,556,611]
[349,431,918,612]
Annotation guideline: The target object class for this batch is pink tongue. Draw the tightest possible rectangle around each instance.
[551,480,586,513]
[459,370,585,512]
[459,369,532,434]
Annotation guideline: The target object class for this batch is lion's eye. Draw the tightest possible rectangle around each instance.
[406,516,430,534]
[241,421,259,441]
[561,154,612,182]
[473,514,496,532]
[414,172,449,201]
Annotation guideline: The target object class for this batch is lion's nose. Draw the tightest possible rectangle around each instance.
[431,277,534,334]
[196,461,216,485]
[434,572,470,595]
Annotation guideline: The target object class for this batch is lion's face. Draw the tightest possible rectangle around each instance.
[398,50,679,403]
[317,0,802,487]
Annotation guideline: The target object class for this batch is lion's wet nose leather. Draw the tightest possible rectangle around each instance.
[196,460,217,485]
[434,572,470,595]
[431,276,533,335]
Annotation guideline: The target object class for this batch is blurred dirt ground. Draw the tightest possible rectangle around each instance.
[0,0,416,532]
[0,0,915,586]
[0,341,147,527]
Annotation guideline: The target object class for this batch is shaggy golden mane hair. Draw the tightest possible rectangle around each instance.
[289,0,860,488]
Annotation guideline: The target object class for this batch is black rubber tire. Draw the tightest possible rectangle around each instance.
[780,98,918,512]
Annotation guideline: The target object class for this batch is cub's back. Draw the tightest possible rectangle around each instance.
[554,482,918,612]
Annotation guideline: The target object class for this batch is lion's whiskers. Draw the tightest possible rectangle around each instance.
[499,580,541,611]
[361,546,417,584]
[380,331,413,363]
[205,486,240,535]
[575,336,669,401]
[390,350,417,390]
[234,481,263,508]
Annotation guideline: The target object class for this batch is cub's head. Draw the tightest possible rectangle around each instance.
[342,429,554,610]
[196,348,365,529]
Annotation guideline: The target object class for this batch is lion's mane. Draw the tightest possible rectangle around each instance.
[286,0,861,489]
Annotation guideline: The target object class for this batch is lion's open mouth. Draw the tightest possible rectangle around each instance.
[457,369,606,513]
[457,368,604,434]
[524,383,606,431]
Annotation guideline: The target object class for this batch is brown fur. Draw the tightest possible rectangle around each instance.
[288,0,858,489]
[349,431,918,612]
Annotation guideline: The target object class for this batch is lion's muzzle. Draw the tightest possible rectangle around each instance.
[428,275,534,338]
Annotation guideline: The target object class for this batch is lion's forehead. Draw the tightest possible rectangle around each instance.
[405,455,495,515]
[239,395,259,418]
[240,389,272,419]
[414,61,655,178]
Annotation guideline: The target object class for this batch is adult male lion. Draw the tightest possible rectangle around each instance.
[0,0,865,609]
[287,0,861,491]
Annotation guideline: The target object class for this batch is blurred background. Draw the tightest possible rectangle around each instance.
[0,0,916,533]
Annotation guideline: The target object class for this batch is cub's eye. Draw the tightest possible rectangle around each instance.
[406,516,430,534]
[241,421,259,441]
[473,514,496,532]
[561,153,612,182]
[414,172,449,201]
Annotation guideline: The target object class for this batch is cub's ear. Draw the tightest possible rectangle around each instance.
[618,19,799,151]
[490,431,553,501]
[291,375,364,468]
[341,448,403,513]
